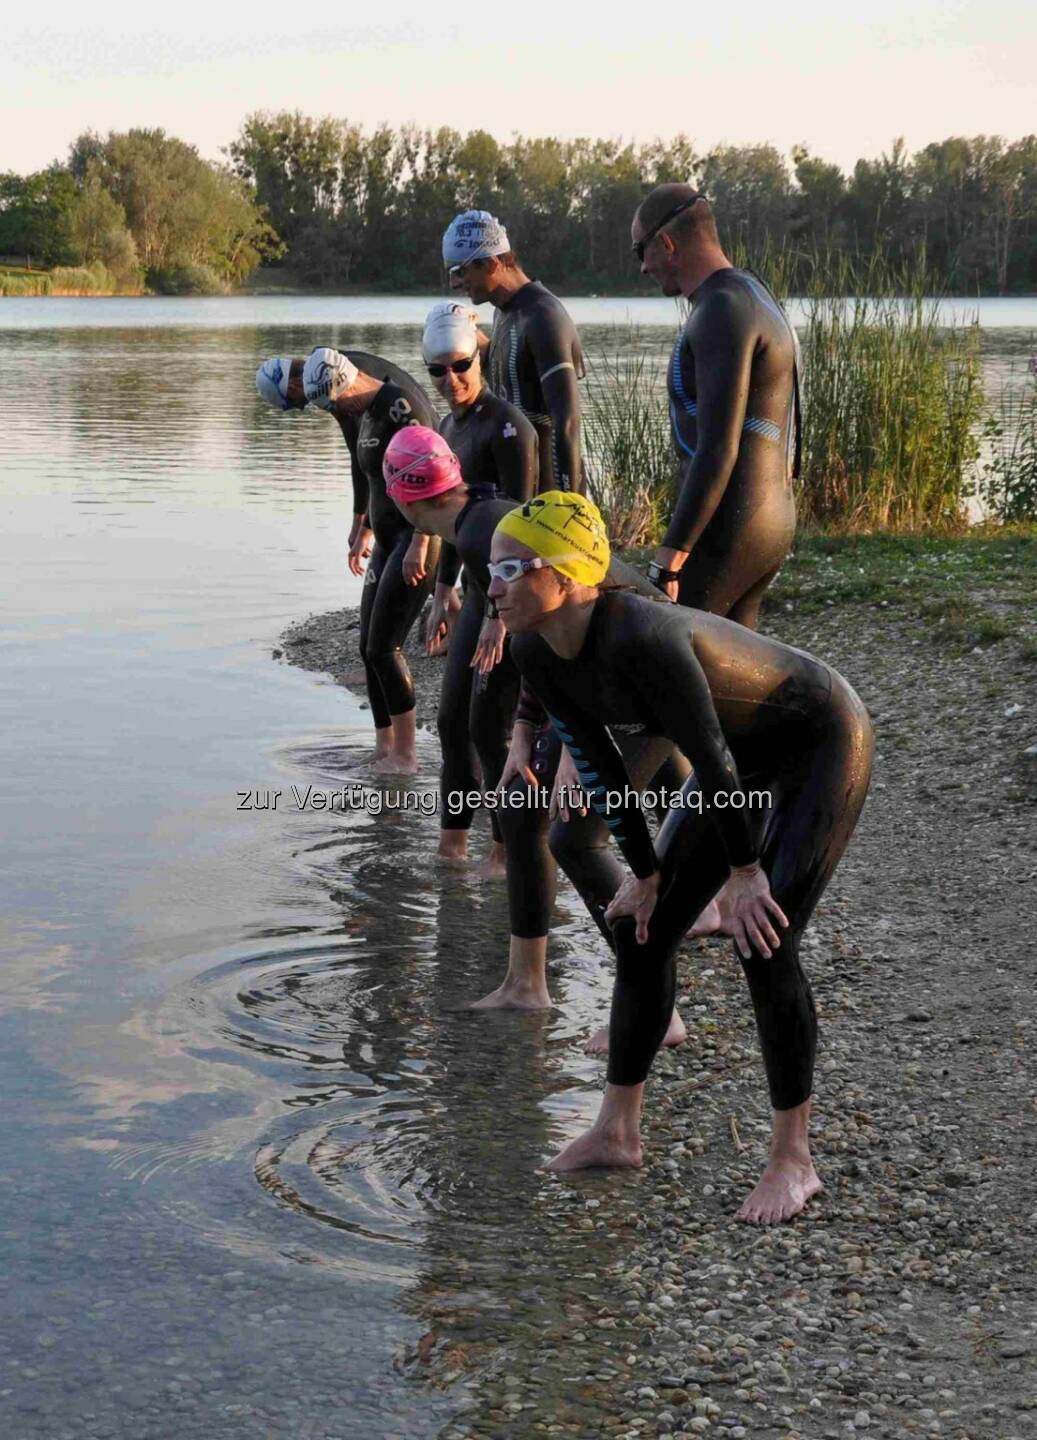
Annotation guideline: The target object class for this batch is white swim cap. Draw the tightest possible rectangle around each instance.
[422,301,480,363]
[256,356,293,410]
[442,210,510,268]
[303,347,359,410]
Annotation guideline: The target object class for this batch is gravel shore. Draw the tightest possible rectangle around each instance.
[279,557,1036,1440]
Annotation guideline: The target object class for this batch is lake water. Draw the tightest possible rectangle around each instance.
[2,296,1035,1439]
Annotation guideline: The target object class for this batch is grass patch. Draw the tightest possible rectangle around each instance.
[760,529,1037,650]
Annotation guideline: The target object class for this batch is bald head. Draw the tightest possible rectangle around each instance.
[633,184,718,248]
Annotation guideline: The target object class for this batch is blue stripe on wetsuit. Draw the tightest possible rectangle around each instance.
[672,327,781,452]
[549,713,629,844]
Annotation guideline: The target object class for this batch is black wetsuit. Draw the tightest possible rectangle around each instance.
[666,268,800,628]
[491,564,667,942]
[511,591,872,1104]
[434,395,538,834]
[487,280,586,494]
[352,374,440,728]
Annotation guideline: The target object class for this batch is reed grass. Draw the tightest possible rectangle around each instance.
[583,340,677,546]
[0,272,52,295]
[979,359,1037,522]
[796,251,985,530]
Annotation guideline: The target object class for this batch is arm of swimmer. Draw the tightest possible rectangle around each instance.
[490,414,538,503]
[436,541,462,590]
[336,414,370,521]
[528,317,582,492]
[661,291,755,557]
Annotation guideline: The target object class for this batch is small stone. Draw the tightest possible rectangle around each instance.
[854,1411,872,1428]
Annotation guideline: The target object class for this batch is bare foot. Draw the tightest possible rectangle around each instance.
[478,848,506,880]
[545,1125,643,1172]
[689,897,723,936]
[736,1156,824,1224]
[371,753,419,776]
[585,1008,687,1057]
[470,980,551,1011]
[437,836,469,867]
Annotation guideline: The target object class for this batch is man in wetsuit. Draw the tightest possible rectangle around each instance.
[442,210,586,495]
[301,348,440,773]
[631,185,800,627]
[257,349,433,592]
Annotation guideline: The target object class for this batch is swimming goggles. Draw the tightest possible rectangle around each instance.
[487,555,585,584]
[427,357,477,377]
[633,195,704,263]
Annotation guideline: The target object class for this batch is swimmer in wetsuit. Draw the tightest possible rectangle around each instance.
[490,492,873,1223]
[384,443,674,1020]
[257,349,432,586]
[300,347,440,773]
[419,303,538,867]
[442,210,586,494]
[631,186,800,624]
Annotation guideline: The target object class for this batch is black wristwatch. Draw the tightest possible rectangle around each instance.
[647,561,681,588]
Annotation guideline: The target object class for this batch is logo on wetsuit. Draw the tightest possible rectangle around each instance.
[388,397,413,424]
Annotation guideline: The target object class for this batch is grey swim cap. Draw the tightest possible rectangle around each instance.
[442,210,510,268]
[422,301,480,362]
[303,348,359,410]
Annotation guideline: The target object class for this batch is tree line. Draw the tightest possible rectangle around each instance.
[0,130,280,293]
[2,117,1035,294]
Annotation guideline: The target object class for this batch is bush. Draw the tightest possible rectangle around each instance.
[148,263,229,295]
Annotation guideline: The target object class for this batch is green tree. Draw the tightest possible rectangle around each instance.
[68,173,141,286]
[0,166,79,266]
[74,127,278,287]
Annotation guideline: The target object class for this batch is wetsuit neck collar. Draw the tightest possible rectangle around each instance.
[497,278,540,311]
[366,378,401,422]
[687,260,734,303]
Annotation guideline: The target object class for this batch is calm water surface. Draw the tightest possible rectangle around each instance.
[2,301,1035,1439]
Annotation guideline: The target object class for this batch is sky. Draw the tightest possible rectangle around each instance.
[3,0,1035,175]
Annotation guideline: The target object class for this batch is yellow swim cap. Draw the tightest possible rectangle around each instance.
[495,491,610,587]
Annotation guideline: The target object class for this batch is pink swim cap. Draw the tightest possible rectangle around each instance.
[383,425,463,502]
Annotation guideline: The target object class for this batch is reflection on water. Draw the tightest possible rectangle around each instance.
[2,309,1035,1438]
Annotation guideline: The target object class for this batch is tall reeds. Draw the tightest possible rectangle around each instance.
[0,271,52,296]
[584,249,990,539]
[796,252,984,530]
[980,358,1037,522]
[583,340,677,546]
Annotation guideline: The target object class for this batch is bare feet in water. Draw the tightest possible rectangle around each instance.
[736,1156,823,1224]
[436,835,469,867]
[545,1124,643,1172]
[470,978,551,1011]
[371,753,419,776]
[478,844,506,880]
[585,1007,687,1057]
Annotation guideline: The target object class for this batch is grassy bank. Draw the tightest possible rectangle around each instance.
[761,529,1037,655]
[618,529,1037,657]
